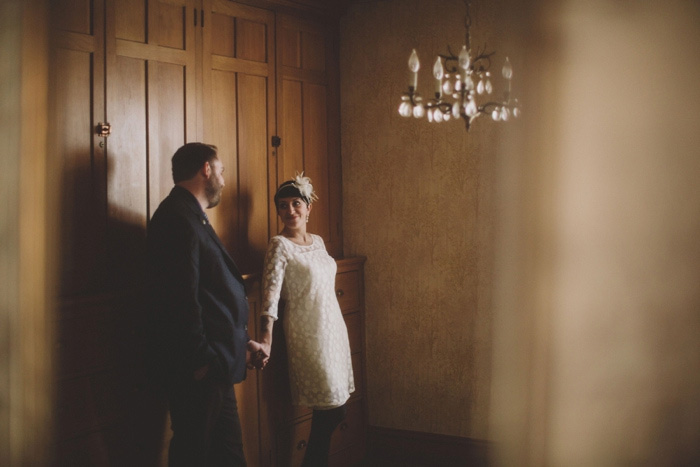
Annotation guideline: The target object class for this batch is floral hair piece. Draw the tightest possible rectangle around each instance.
[291,172,318,204]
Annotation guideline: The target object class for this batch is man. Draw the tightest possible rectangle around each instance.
[147,142,266,466]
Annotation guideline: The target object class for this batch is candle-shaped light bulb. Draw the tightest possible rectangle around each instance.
[409,49,420,72]
[433,57,444,97]
[502,57,513,80]
[458,45,471,70]
[408,49,420,89]
[433,56,444,80]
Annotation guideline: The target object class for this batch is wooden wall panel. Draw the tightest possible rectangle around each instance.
[236,17,267,62]
[280,26,301,68]
[148,62,188,217]
[115,0,146,43]
[301,30,325,72]
[52,0,93,34]
[209,69,240,250]
[280,79,304,180]
[302,82,330,239]
[276,14,341,255]
[211,12,236,57]
[237,74,271,265]
[108,56,148,227]
[204,0,276,275]
[156,1,187,49]
[54,48,107,295]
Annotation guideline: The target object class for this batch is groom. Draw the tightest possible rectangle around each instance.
[147,142,267,466]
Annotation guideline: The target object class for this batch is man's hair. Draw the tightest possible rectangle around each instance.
[171,143,218,183]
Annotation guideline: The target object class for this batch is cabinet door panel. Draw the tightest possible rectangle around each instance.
[302,82,330,239]
[277,15,341,255]
[115,0,146,43]
[209,69,240,247]
[51,1,107,297]
[204,1,276,273]
[238,74,273,261]
[148,61,190,214]
[280,79,304,179]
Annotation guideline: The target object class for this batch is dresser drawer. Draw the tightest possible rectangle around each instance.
[276,417,312,467]
[330,399,364,454]
[335,270,360,313]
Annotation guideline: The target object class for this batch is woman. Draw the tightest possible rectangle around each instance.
[257,174,354,467]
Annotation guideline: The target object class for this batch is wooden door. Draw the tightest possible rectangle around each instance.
[50,0,107,298]
[106,0,199,289]
[202,0,277,274]
[276,14,343,257]
[201,3,276,464]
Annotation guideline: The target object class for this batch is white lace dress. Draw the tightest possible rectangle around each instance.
[262,234,355,409]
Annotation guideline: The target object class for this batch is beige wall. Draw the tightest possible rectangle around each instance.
[341,0,700,462]
[340,0,508,439]
[490,1,700,464]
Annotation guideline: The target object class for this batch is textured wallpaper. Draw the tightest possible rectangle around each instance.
[339,0,508,439]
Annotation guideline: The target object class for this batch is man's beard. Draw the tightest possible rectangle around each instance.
[205,176,223,208]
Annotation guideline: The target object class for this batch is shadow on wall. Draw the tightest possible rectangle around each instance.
[55,150,169,465]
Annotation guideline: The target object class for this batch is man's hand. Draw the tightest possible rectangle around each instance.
[246,340,270,370]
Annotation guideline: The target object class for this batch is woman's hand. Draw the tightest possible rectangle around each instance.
[246,340,270,370]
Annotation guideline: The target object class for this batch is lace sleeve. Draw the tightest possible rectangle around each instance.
[262,237,287,321]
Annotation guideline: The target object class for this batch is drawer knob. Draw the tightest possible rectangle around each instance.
[297,440,307,450]
[336,289,344,298]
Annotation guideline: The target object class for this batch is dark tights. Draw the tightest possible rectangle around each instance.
[301,405,347,467]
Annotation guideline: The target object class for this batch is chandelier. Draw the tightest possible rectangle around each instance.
[398,1,520,130]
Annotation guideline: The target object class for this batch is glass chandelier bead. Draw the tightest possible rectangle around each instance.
[492,108,501,121]
[466,98,478,117]
[454,78,462,91]
[434,110,444,122]
[477,79,485,95]
[485,78,493,94]
[513,107,520,118]
[413,104,425,118]
[399,101,412,117]
[500,106,510,121]
[452,102,460,118]
[465,75,475,91]
[442,80,454,94]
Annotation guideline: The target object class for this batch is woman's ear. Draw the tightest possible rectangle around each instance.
[307,203,313,214]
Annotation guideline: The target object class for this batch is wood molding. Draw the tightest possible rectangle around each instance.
[366,426,491,467]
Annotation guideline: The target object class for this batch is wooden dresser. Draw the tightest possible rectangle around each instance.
[256,256,367,466]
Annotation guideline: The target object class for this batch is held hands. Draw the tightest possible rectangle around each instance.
[246,340,270,370]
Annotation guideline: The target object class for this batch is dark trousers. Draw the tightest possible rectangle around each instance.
[301,405,347,467]
[168,377,246,467]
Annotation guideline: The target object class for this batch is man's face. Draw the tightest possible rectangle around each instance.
[205,158,225,208]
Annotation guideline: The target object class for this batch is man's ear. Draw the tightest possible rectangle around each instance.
[202,161,212,178]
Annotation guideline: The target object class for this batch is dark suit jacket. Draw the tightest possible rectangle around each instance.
[147,186,249,387]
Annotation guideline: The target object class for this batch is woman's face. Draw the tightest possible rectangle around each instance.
[276,197,311,230]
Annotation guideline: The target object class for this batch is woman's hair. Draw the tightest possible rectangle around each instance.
[274,173,318,207]
[171,143,218,183]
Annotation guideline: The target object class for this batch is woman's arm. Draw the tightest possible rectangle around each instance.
[259,237,286,368]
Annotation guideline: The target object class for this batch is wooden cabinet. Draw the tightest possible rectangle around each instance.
[48,0,346,464]
[258,257,367,466]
